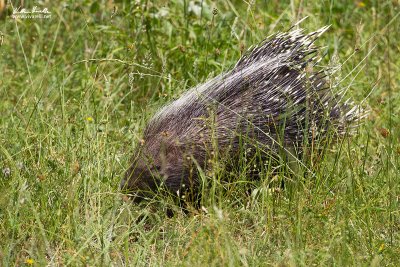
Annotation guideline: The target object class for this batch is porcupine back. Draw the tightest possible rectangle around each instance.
[122,26,362,200]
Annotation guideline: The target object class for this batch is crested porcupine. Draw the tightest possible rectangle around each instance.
[121,26,363,203]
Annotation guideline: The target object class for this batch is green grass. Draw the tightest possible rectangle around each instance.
[0,0,399,266]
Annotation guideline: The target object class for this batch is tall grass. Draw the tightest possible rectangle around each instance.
[0,0,399,266]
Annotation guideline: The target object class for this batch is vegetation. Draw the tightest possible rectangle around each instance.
[0,0,399,265]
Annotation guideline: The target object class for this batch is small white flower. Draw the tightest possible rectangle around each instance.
[2,167,10,177]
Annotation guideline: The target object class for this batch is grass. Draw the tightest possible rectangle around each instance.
[0,0,399,266]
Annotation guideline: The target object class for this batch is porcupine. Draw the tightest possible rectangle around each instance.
[120,26,362,203]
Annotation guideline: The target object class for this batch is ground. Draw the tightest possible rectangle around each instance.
[0,0,399,266]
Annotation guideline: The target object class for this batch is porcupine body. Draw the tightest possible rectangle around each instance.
[121,26,362,203]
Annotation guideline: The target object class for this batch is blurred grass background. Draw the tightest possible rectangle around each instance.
[0,0,399,266]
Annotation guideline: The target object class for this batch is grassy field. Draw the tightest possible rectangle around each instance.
[0,0,399,266]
